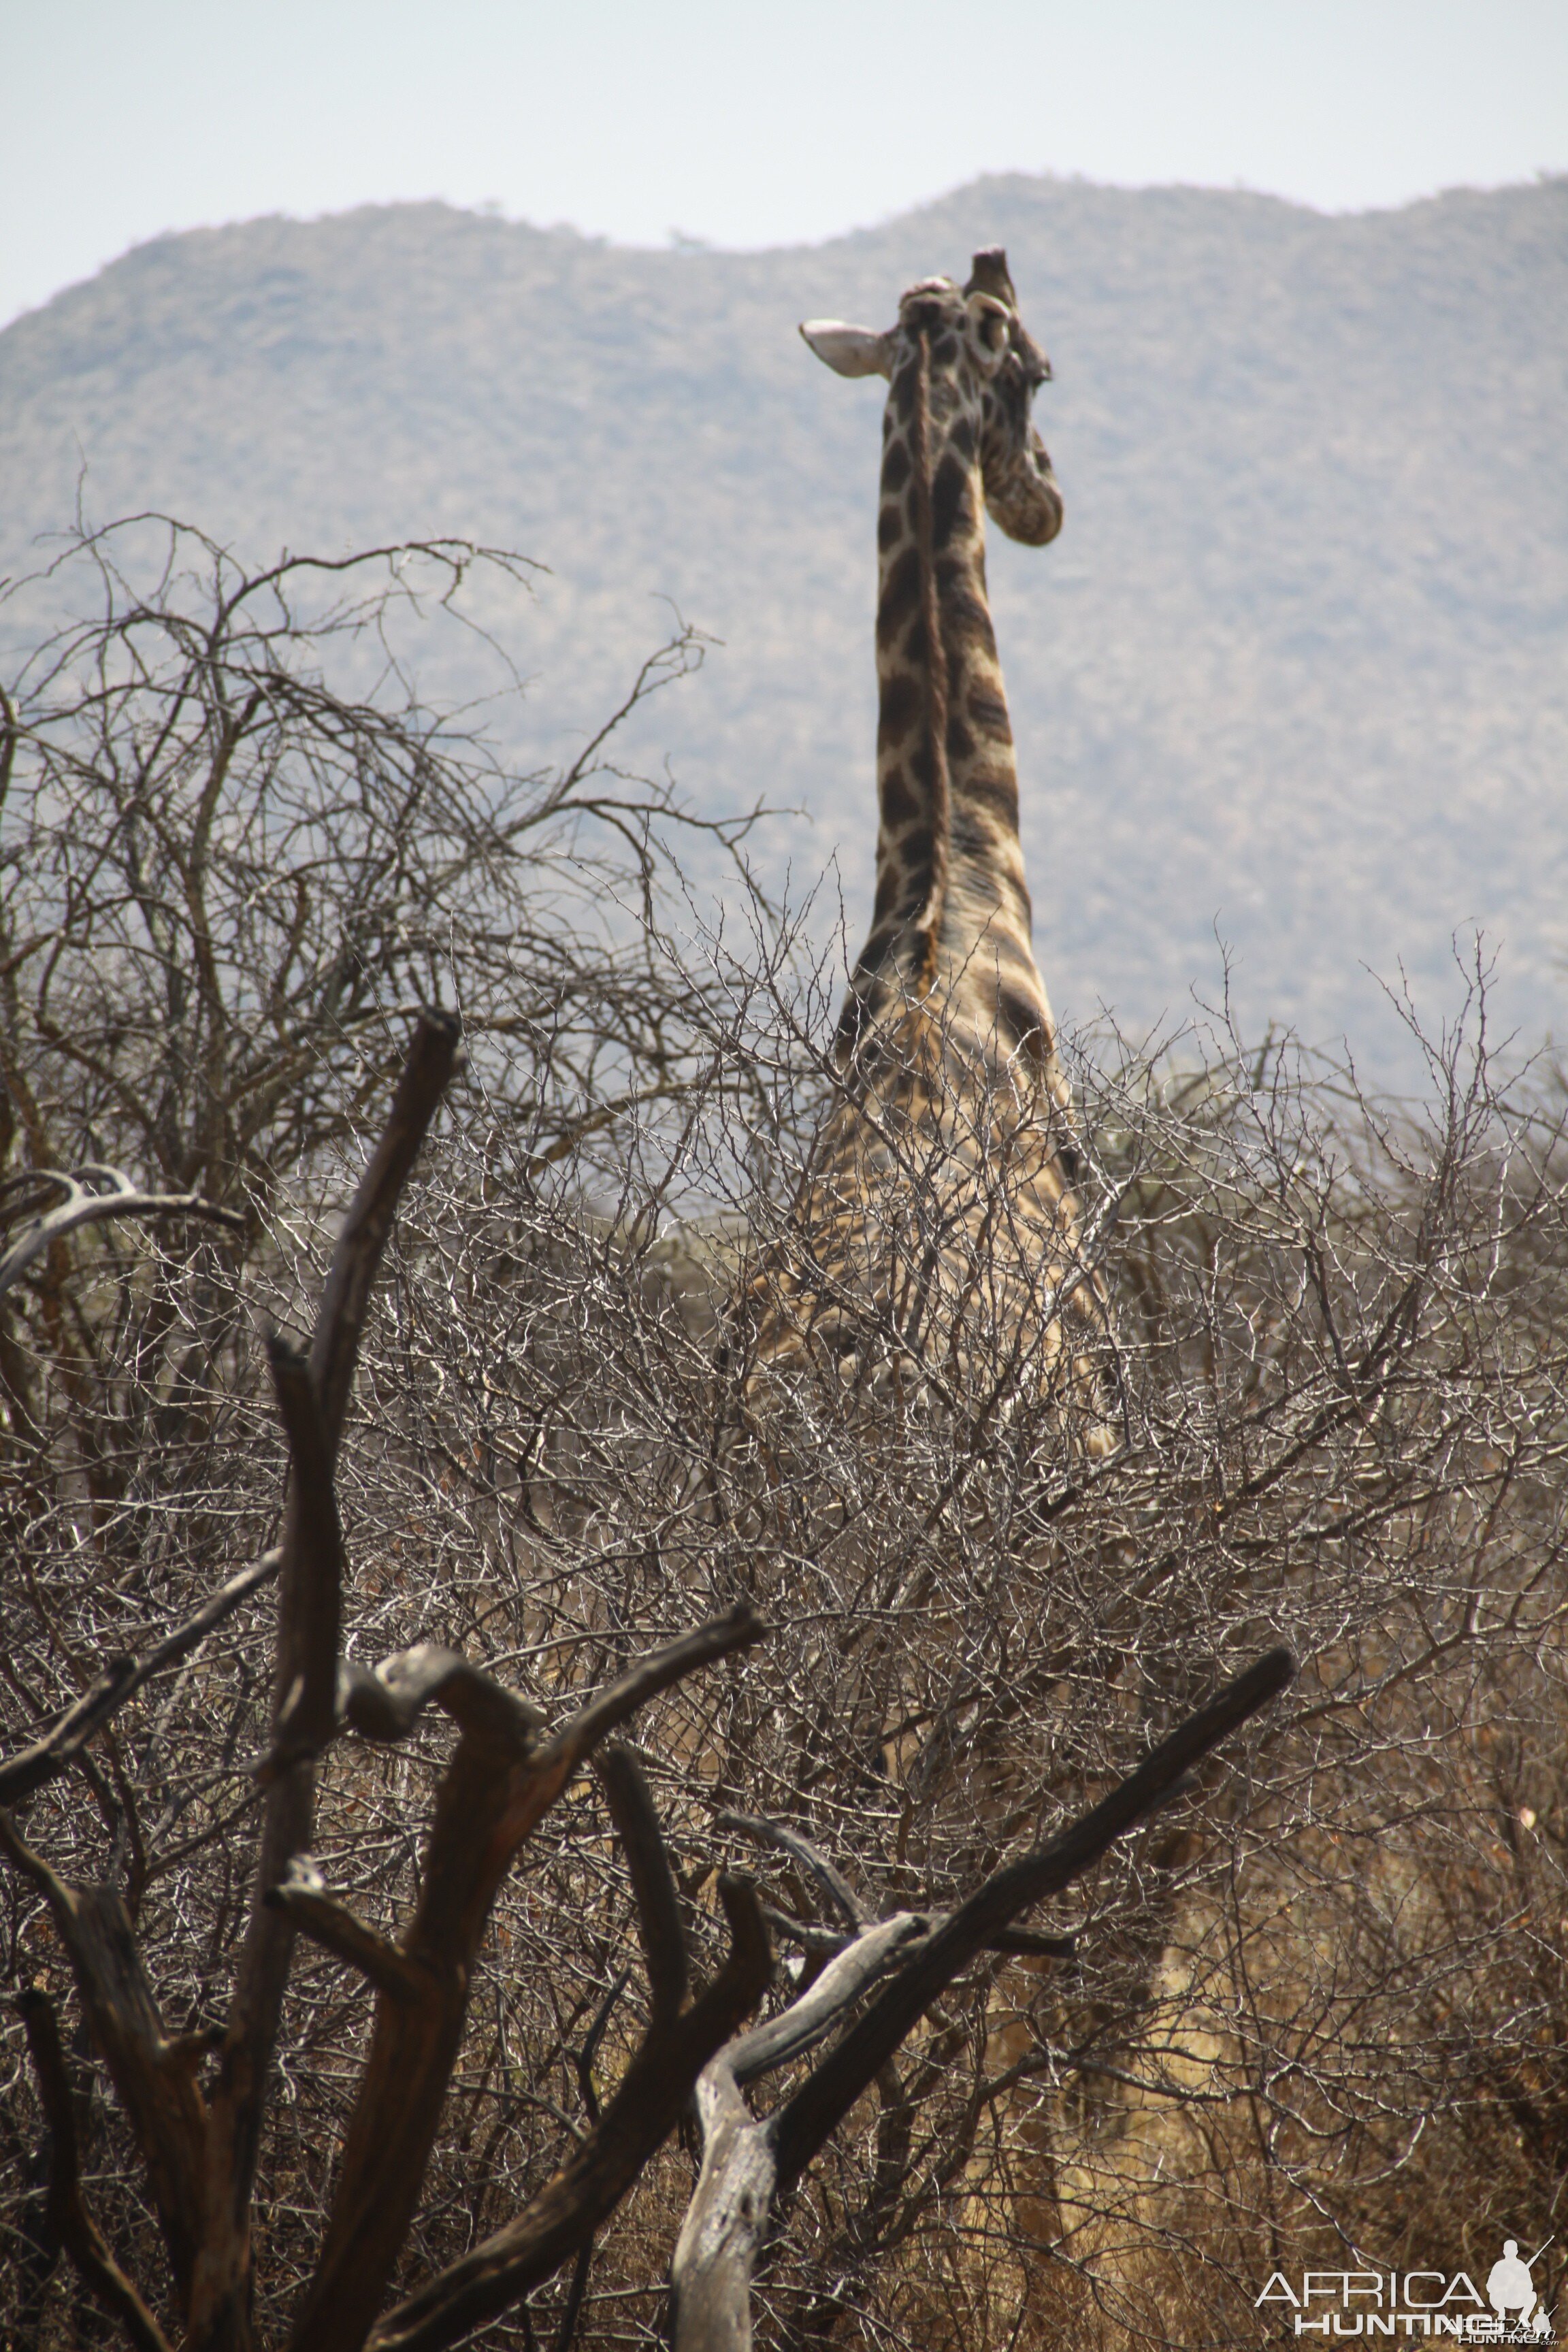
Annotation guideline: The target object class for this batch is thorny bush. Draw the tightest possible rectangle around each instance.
[2,527,1567,2347]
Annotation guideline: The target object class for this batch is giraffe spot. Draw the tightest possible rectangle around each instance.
[1056,1135,1084,1186]
[893,365,917,422]
[881,436,911,491]
[945,713,975,763]
[949,416,977,463]
[966,683,1012,739]
[877,547,921,644]
[998,987,1048,1053]
[944,593,996,659]
[880,766,918,826]
[945,588,992,653]
[931,330,960,367]
[877,501,904,553]
[932,451,971,547]
[878,670,920,749]
[965,770,1021,825]
[908,732,940,805]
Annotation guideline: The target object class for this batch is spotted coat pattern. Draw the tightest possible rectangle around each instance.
[739,251,1115,1448]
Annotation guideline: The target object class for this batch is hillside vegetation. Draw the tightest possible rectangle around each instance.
[1,174,1563,1071]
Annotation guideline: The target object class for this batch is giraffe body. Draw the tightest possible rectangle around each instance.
[739,252,1113,1450]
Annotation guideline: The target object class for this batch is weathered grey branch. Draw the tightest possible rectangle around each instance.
[668,1910,925,2352]
[364,1875,772,2352]
[15,1987,176,2352]
[670,2051,775,2352]
[668,1647,1296,2352]
[715,1812,867,1930]
[729,1913,927,2088]
[0,1164,247,1296]
[0,1549,282,1806]
[772,1646,1296,2193]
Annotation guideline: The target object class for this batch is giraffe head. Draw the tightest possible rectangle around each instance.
[801,248,1060,547]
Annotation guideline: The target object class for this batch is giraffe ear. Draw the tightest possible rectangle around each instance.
[800,321,894,380]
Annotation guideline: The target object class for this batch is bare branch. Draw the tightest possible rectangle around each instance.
[364,1876,772,2352]
[546,1604,766,1776]
[664,1908,936,2352]
[771,1646,1296,2193]
[0,1164,246,1296]
[15,1987,175,2352]
[306,1010,463,1456]
[670,1650,1294,2349]
[289,1614,767,2352]
[595,1744,688,2023]
[0,1813,208,2295]
[263,1857,427,2004]
[195,1010,461,2349]
[728,1912,926,2089]
[717,1812,868,1931]
[259,1335,344,1771]
[337,1646,542,1752]
[0,1548,280,1806]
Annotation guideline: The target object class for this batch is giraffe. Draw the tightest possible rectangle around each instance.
[734,248,1116,1454]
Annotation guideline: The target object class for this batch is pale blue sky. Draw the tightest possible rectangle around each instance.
[4,0,1564,325]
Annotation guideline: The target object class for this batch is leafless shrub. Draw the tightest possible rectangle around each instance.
[3,529,1567,2348]
[0,1011,1287,2352]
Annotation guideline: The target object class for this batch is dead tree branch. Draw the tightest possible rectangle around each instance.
[0,1166,247,1296]
[365,1875,773,2352]
[670,1647,1296,2351]
[0,1548,282,1806]
[0,1814,210,2298]
[289,1610,764,2352]
[193,1008,461,2349]
[14,1986,176,2352]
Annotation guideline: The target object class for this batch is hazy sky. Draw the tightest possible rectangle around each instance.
[5,0,1564,325]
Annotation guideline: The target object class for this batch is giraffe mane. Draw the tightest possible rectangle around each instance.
[906,316,951,992]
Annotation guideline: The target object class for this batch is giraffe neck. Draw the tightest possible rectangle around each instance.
[839,321,1058,1083]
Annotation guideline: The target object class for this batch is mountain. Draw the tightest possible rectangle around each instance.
[1,176,1564,1080]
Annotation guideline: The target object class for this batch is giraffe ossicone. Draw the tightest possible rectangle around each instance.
[736,250,1117,1456]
